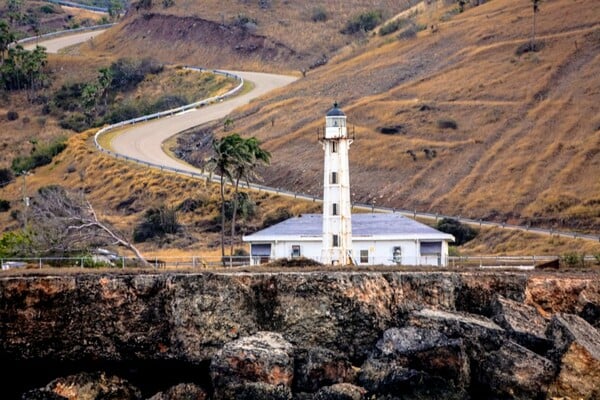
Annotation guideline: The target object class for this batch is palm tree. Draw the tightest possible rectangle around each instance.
[204,134,244,263]
[229,137,271,262]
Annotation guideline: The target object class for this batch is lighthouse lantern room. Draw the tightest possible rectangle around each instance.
[320,102,353,265]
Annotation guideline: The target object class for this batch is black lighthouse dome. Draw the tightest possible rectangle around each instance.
[326,102,345,117]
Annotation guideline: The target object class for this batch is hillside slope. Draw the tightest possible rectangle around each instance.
[163,0,599,233]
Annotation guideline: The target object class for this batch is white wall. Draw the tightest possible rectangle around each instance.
[263,238,448,266]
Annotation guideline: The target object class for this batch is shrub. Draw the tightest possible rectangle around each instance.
[379,18,408,36]
[0,230,33,257]
[109,58,163,91]
[0,199,10,212]
[261,207,292,229]
[0,168,14,187]
[311,7,328,22]
[397,22,427,40]
[436,218,477,246]
[341,10,383,34]
[7,110,19,121]
[133,205,180,242]
[515,41,545,56]
[40,4,57,13]
[560,252,584,268]
[437,118,458,130]
[233,14,258,30]
[11,137,67,173]
[59,112,89,132]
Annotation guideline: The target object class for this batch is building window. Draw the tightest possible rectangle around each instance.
[332,234,339,247]
[332,203,338,216]
[331,141,337,153]
[360,249,369,264]
[331,171,338,184]
[291,245,301,258]
[392,246,402,264]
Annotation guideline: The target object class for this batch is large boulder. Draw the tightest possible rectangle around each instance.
[294,347,356,393]
[147,383,207,400]
[408,308,506,355]
[21,371,142,400]
[491,295,552,354]
[358,327,470,399]
[546,313,600,399]
[474,340,555,399]
[312,383,366,400]
[214,381,292,400]
[210,331,294,399]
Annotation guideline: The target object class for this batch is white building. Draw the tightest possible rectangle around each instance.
[242,103,455,266]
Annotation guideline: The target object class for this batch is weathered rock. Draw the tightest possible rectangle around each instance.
[147,383,207,400]
[408,308,506,352]
[22,371,142,400]
[546,313,600,399]
[358,358,465,399]
[526,276,600,328]
[491,295,552,354]
[312,383,366,400]
[210,331,294,399]
[373,327,470,388]
[294,347,356,392]
[474,340,555,399]
[216,382,292,400]
[457,273,528,316]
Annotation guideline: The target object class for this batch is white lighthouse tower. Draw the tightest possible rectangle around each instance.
[320,102,353,265]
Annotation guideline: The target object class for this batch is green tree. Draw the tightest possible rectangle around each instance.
[436,218,477,246]
[0,20,16,64]
[228,136,270,261]
[204,134,243,262]
[108,0,124,21]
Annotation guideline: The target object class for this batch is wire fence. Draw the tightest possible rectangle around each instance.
[1,255,582,271]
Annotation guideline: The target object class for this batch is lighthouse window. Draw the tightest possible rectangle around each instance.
[331,171,338,184]
[331,141,338,153]
[332,203,338,215]
[332,234,339,247]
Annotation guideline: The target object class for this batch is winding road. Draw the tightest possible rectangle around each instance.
[29,27,600,244]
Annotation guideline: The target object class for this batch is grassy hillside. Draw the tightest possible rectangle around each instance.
[2,0,600,260]
[160,0,599,234]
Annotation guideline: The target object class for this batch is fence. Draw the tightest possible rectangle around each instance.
[4,255,594,271]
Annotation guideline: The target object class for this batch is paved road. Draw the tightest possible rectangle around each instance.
[110,71,297,172]
[22,29,107,52]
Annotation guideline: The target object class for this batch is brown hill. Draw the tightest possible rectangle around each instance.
[138,0,598,233]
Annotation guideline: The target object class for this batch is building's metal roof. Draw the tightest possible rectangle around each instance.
[244,213,454,241]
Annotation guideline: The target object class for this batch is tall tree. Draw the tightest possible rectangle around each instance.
[204,134,244,262]
[229,137,270,262]
[0,20,16,64]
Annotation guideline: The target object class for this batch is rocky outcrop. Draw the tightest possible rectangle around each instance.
[210,331,294,400]
[1,271,599,399]
[546,313,600,398]
[148,383,207,400]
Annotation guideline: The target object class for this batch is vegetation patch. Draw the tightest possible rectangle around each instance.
[437,218,477,246]
[515,41,545,56]
[437,118,458,130]
[378,125,405,135]
[341,10,383,34]
[11,137,67,173]
[379,18,409,36]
